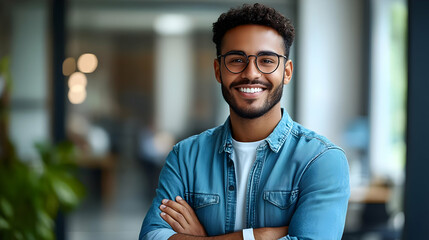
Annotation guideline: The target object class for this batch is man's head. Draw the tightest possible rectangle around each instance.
[212,3,295,58]
[212,4,294,119]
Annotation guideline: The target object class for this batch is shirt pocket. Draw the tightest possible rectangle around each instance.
[263,190,298,227]
[185,192,220,235]
[185,192,219,209]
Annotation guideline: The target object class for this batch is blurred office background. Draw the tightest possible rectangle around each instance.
[1,0,427,239]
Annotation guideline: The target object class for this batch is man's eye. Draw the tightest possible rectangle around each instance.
[227,57,246,64]
[259,58,276,64]
[231,58,244,63]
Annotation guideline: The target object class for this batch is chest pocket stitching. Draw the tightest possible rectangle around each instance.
[185,192,220,209]
[263,190,299,210]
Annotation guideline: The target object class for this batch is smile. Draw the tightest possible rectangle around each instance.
[239,87,264,93]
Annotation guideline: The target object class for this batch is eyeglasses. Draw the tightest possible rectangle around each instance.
[217,51,287,74]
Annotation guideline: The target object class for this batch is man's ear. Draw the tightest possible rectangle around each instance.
[283,60,293,85]
[214,59,221,83]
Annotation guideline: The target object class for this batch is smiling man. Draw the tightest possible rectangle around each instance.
[139,3,350,240]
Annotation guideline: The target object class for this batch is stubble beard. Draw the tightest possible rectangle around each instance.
[220,75,284,119]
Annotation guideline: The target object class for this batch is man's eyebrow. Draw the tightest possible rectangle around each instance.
[257,50,278,55]
[223,50,279,55]
[224,50,245,55]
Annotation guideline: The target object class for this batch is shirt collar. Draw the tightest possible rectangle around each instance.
[219,108,294,154]
[219,118,234,154]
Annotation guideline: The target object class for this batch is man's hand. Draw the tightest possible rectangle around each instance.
[160,196,208,237]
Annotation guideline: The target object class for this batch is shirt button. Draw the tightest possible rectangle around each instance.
[229,185,235,191]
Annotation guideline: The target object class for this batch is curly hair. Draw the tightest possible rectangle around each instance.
[212,3,295,58]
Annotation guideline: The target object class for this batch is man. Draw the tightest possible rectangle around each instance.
[140,3,350,240]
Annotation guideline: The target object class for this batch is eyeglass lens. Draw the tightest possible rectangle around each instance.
[224,53,280,74]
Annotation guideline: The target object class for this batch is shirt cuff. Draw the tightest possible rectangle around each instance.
[140,228,176,240]
[242,228,255,240]
[280,235,297,240]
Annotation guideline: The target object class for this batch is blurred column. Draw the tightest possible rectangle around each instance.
[404,0,429,238]
[10,1,49,159]
[154,14,193,138]
[369,0,390,178]
[297,1,364,149]
[368,0,404,180]
[52,0,67,144]
[52,0,67,239]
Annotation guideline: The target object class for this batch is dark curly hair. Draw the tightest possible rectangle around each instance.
[212,3,295,58]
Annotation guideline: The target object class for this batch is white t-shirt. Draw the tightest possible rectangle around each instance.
[231,138,265,231]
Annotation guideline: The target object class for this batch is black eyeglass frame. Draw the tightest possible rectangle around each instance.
[217,51,288,74]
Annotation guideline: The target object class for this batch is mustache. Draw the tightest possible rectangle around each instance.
[229,79,272,89]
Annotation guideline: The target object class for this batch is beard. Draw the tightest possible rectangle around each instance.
[220,75,284,119]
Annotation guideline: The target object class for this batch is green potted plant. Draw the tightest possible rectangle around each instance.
[0,56,85,240]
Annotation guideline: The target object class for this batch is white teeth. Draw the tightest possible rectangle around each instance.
[239,87,263,93]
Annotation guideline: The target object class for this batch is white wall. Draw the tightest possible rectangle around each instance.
[297,0,364,147]
[154,29,194,137]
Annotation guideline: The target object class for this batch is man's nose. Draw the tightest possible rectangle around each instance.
[241,56,262,79]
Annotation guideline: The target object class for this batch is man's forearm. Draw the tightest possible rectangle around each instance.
[169,226,288,240]
[160,197,288,240]
[169,231,242,240]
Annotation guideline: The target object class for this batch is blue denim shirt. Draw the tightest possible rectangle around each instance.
[139,110,350,240]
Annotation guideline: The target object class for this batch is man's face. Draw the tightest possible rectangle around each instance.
[214,25,293,119]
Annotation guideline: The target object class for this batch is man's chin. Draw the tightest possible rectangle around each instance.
[230,106,270,119]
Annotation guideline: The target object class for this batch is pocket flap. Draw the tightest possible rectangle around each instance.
[263,190,298,210]
[185,192,220,209]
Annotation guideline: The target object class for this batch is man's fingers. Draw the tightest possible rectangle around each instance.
[160,197,208,237]
[175,196,193,213]
[160,203,189,227]
[175,196,199,219]
[160,212,185,232]
[162,198,193,224]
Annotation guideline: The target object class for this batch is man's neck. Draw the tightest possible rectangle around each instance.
[229,104,282,142]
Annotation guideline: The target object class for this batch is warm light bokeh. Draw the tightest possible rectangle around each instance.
[68,71,87,88]
[77,53,98,73]
[68,84,87,104]
[62,57,76,76]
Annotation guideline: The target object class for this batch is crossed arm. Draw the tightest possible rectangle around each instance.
[159,196,288,240]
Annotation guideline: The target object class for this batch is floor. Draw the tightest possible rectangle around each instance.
[67,154,154,240]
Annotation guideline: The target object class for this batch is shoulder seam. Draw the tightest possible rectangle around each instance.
[297,147,345,187]
[290,130,334,148]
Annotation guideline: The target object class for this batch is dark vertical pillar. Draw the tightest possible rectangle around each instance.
[52,0,67,239]
[403,0,429,239]
[52,0,66,143]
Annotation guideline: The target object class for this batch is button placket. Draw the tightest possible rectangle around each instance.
[225,154,237,233]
